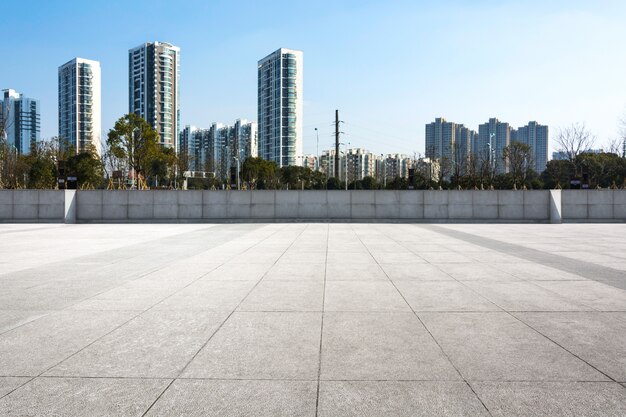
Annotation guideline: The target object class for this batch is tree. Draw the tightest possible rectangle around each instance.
[386,176,408,190]
[326,177,343,190]
[310,170,327,189]
[106,114,160,180]
[555,123,596,162]
[360,176,379,190]
[502,141,534,187]
[241,157,278,189]
[148,146,178,187]
[66,144,104,188]
[541,160,574,189]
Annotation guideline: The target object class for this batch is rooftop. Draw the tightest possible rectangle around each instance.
[1,223,625,416]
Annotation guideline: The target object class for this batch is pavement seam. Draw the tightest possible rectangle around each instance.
[0,226,263,339]
[410,225,620,385]
[314,223,329,417]
[139,224,311,416]
[365,224,496,416]
[0,224,284,402]
[420,224,626,290]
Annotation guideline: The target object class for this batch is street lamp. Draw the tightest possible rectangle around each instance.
[233,156,240,190]
[315,128,319,171]
[489,132,496,174]
[338,142,350,190]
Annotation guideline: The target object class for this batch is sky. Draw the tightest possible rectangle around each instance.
[2,0,626,157]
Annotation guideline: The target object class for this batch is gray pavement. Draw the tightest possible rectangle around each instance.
[0,223,626,416]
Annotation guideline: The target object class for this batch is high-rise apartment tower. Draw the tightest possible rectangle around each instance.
[1,89,40,155]
[58,58,101,154]
[257,48,303,167]
[129,42,180,149]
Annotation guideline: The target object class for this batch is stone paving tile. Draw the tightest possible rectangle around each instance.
[202,263,272,281]
[319,381,489,417]
[0,377,170,417]
[326,252,378,265]
[419,312,609,382]
[394,281,500,312]
[146,379,317,417]
[325,262,387,281]
[324,281,411,312]
[264,262,326,281]
[70,286,176,311]
[278,250,327,264]
[514,312,626,381]
[321,312,459,380]
[0,377,30,398]
[492,262,586,281]
[0,310,136,376]
[464,281,594,311]
[0,310,50,334]
[152,280,258,311]
[380,263,455,281]
[182,312,321,379]
[471,382,626,417]
[435,263,518,281]
[238,280,324,312]
[46,310,227,378]
[533,281,626,311]
[370,251,426,264]
[418,251,475,264]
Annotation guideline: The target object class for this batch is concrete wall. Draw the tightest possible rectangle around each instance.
[72,190,551,223]
[0,189,625,223]
[561,190,626,221]
[0,190,65,222]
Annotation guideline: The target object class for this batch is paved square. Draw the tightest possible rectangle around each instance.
[1,223,626,416]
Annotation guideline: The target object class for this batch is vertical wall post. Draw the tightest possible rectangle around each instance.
[64,190,77,224]
[549,189,562,224]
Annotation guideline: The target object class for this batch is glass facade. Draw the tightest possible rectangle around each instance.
[1,89,40,155]
[129,42,180,149]
[57,58,101,155]
[258,48,303,167]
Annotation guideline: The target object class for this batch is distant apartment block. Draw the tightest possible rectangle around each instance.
[425,117,455,161]
[425,118,475,175]
[258,48,303,167]
[301,155,317,170]
[477,118,511,174]
[1,89,40,155]
[381,154,412,181]
[129,42,180,149]
[511,121,549,172]
[58,58,101,155]
[415,157,440,182]
[180,119,257,179]
[346,148,377,183]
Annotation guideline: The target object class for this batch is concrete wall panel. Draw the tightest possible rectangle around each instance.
[153,204,178,219]
[2,189,626,223]
[424,191,448,205]
[424,204,448,219]
[204,191,227,205]
[178,190,202,205]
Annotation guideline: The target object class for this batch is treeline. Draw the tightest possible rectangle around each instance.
[1,114,625,190]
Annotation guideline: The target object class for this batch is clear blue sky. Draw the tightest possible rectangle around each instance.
[2,0,625,156]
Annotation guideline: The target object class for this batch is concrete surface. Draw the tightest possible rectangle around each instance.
[0,223,626,416]
[4,190,626,223]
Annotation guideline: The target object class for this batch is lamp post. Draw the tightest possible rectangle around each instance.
[489,132,496,175]
[315,128,319,171]
[0,130,6,189]
[233,156,240,190]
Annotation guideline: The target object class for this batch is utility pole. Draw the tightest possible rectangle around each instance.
[335,110,340,178]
